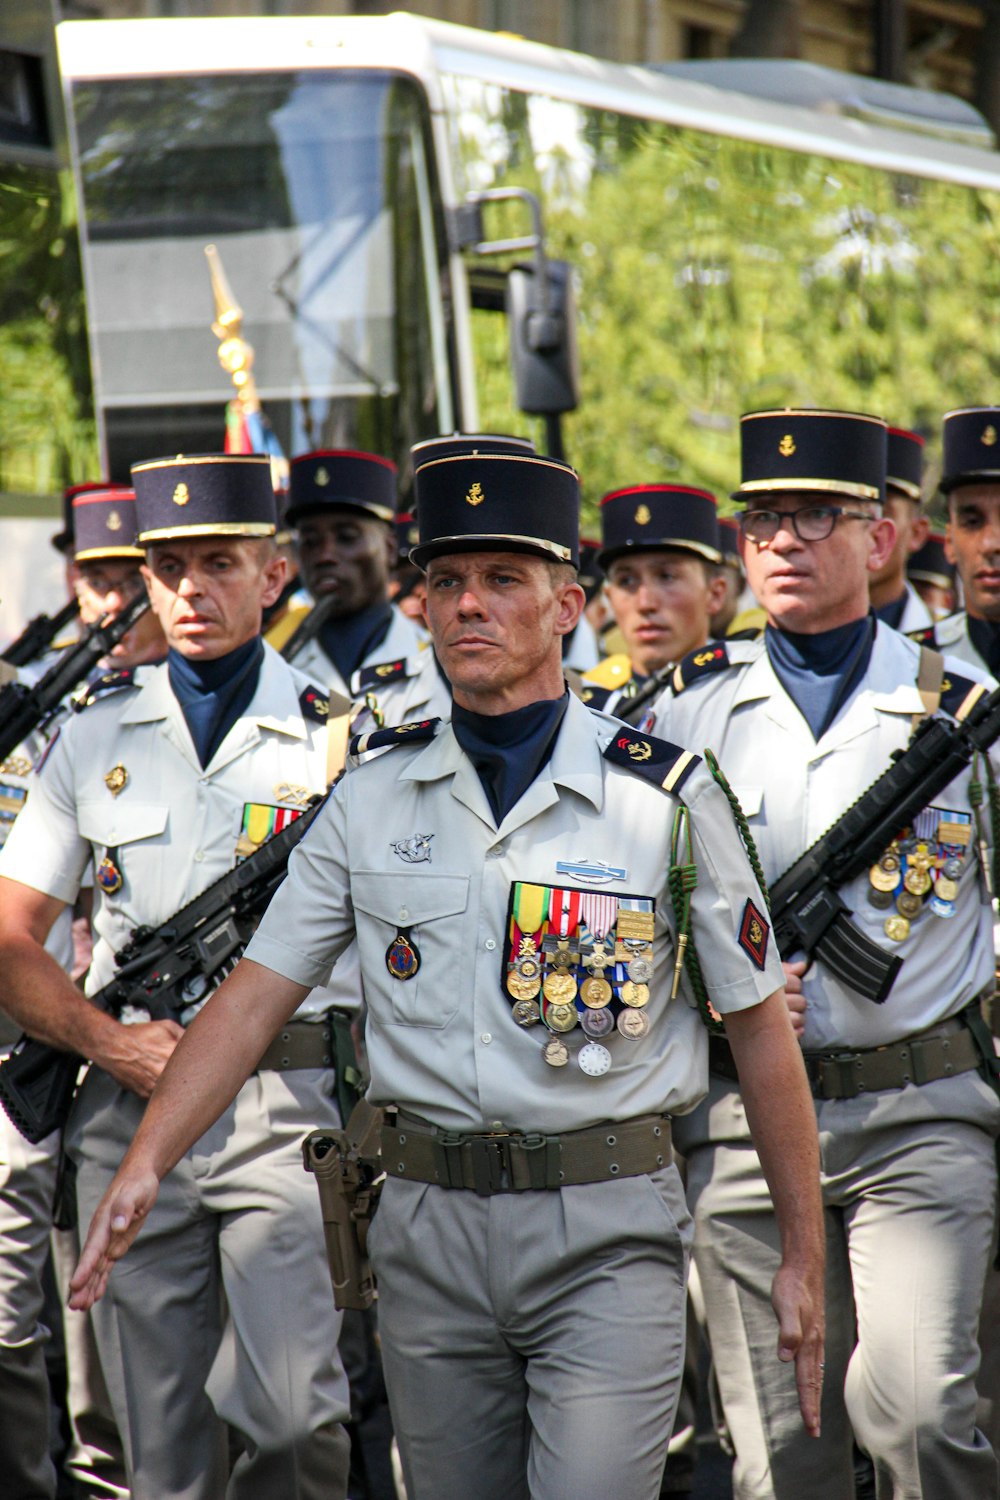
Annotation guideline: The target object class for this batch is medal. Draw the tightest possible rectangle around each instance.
[542,1036,570,1067]
[581,1007,615,1038]
[903,867,932,897]
[616,910,655,941]
[884,915,910,943]
[935,876,958,902]
[515,953,542,981]
[896,891,923,919]
[869,864,899,893]
[942,856,963,880]
[585,942,613,974]
[512,999,541,1026]
[549,940,577,970]
[617,1009,649,1039]
[578,1041,612,1077]
[506,970,541,1001]
[96,854,123,895]
[580,976,612,1009]
[545,1002,578,1033]
[627,956,654,983]
[385,930,421,980]
[104,764,128,798]
[619,980,649,1008]
[867,887,893,910]
[543,971,577,1004]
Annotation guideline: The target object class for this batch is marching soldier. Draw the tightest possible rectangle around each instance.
[654,409,1000,1499]
[0,453,351,1500]
[69,445,824,1500]
[709,517,746,639]
[868,426,932,631]
[907,531,956,618]
[581,484,727,717]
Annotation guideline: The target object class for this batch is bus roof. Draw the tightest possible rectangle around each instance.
[57,9,1000,193]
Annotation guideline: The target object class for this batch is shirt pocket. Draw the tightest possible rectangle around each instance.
[352,869,470,1027]
[77,802,169,889]
[730,785,763,819]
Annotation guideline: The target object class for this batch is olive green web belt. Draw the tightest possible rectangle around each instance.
[381,1111,672,1195]
[709,1006,984,1101]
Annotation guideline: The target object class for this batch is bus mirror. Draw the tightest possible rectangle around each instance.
[505,260,579,416]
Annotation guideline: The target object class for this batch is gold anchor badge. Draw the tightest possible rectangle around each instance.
[779,434,796,457]
[466,482,484,507]
[627,740,653,762]
[106,509,122,532]
[983,425,998,447]
[749,915,764,946]
[315,466,330,486]
[635,504,652,525]
[172,482,190,506]
[104,764,128,797]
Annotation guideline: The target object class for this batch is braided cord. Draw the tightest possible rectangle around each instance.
[704,747,771,912]
[363,690,385,730]
[667,805,724,1034]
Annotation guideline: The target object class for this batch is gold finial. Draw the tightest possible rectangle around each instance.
[466,482,484,506]
[779,434,796,457]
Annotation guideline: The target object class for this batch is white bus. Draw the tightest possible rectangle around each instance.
[57,11,1000,516]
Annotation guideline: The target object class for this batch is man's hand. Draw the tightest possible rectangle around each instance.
[68,1163,160,1310]
[772,1252,826,1438]
[782,959,808,1039]
[93,1019,184,1098]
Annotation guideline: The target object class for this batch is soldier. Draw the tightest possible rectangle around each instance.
[868,426,932,631]
[907,531,956,618]
[280,450,426,693]
[0,453,351,1500]
[69,446,824,1500]
[710,517,746,639]
[71,486,167,672]
[581,484,726,717]
[654,408,1000,1499]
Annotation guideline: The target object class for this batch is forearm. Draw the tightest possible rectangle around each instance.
[117,958,309,1183]
[0,929,119,1060]
[724,990,824,1267]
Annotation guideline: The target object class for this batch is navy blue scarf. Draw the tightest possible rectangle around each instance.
[318,599,393,685]
[968,616,1000,677]
[452,692,569,825]
[766,615,875,740]
[168,636,264,769]
[873,591,907,631]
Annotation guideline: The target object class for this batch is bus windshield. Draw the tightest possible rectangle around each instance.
[72,69,453,481]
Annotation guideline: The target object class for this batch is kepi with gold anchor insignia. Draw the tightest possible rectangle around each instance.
[940,406,1000,492]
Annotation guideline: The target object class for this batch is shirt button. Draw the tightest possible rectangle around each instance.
[193,850,205,862]
[399,907,410,922]
[491,1120,504,1130]
[484,938,497,951]
[488,844,506,858]
[481,1033,493,1045]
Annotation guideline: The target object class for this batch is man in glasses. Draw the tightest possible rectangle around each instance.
[651,408,1000,1499]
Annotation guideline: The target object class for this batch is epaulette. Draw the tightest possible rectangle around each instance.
[725,624,764,642]
[73,668,137,712]
[351,718,442,756]
[353,656,413,693]
[602,726,701,795]
[941,669,986,720]
[581,653,632,692]
[299,685,330,723]
[907,625,938,647]
[672,642,733,695]
[578,682,616,711]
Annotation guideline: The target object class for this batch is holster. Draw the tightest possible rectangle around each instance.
[303,1097,384,1310]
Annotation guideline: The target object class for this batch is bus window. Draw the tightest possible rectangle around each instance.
[72,70,455,490]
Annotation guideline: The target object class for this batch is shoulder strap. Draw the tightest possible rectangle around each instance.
[325,689,356,785]
[914,644,945,727]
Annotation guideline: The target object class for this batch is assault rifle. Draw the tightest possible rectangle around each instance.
[2,598,81,669]
[0,787,330,1143]
[0,592,150,764]
[769,681,1000,1003]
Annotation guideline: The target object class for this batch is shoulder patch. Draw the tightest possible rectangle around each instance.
[579,682,616,711]
[299,685,329,722]
[602,727,701,794]
[351,717,442,756]
[672,642,733,695]
[906,625,938,647]
[353,657,412,692]
[72,668,136,713]
[941,670,986,720]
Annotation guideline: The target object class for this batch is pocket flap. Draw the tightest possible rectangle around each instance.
[77,802,169,846]
[730,785,763,817]
[352,870,469,926]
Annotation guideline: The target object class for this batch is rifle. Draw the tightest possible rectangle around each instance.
[0,592,150,764]
[2,598,81,669]
[0,787,331,1143]
[615,664,674,727]
[280,593,338,664]
[769,682,1000,1003]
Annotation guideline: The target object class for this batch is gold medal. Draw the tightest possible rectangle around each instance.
[543,971,577,1004]
[580,976,612,1009]
[546,1002,578,1033]
[585,943,613,974]
[869,864,900,893]
[512,998,541,1026]
[935,876,959,901]
[507,971,541,1001]
[542,1036,570,1067]
[896,891,923,919]
[619,980,649,1008]
[884,915,910,942]
[903,867,932,896]
[617,1009,649,1039]
[549,940,576,969]
[878,850,901,874]
[104,764,128,798]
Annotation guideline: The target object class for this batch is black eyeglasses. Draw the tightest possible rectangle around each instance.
[739,504,874,543]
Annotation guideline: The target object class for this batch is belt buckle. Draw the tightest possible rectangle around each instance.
[469,1134,511,1196]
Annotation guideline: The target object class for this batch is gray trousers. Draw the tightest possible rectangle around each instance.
[368,1164,692,1500]
[675,1072,1000,1500]
[69,1065,352,1500]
